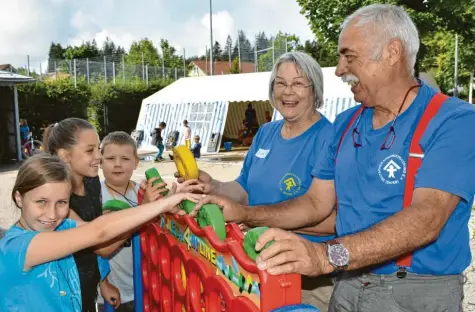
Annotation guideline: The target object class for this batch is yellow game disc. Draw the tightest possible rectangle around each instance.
[173,145,199,180]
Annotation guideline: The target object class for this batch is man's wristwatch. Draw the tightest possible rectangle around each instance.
[326,239,350,271]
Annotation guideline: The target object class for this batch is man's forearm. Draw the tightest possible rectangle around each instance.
[295,210,336,236]
[336,199,455,272]
[211,179,248,205]
[244,193,332,230]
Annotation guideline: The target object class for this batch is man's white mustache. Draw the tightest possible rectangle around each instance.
[341,74,360,86]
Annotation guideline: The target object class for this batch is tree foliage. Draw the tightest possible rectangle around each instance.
[17,78,172,138]
[296,0,475,96]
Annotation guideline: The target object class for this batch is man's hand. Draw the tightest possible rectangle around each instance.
[140,177,169,204]
[175,170,214,194]
[191,194,248,223]
[254,228,333,276]
[100,278,121,309]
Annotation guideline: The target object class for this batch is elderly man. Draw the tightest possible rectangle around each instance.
[193,4,475,312]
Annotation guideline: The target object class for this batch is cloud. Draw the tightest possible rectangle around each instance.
[1,0,314,72]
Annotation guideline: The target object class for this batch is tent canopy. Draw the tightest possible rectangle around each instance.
[141,67,362,106]
[0,70,35,86]
[142,68,440,107]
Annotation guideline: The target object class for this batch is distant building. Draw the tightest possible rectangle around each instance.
[188,60,255,77]
[0,64,17,73]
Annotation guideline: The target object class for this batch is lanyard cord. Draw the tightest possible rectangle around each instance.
[104,181,138,207]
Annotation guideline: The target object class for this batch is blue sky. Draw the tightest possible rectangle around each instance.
[2,0,315,71]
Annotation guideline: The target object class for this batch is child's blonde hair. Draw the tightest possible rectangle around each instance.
[101,131,138,157]
[12,153,71,208]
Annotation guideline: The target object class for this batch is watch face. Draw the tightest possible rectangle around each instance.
[329,244,350,267]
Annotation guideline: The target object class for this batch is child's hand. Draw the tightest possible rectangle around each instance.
[176,179,207,194]
[100,278,121,309]
[141,177,169,204]
[161,188,205,215]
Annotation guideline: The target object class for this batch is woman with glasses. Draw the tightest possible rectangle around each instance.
[178,51,336,312]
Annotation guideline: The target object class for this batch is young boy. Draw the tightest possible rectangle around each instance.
[97,131,203,311]
[190,135,202,159]
[151,121,166,162]
[96,131,141,312]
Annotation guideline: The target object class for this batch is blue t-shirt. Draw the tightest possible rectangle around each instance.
[0,219,82,312]
[20,125,30,141]
[313,84,475,275]
[236,116,335,243]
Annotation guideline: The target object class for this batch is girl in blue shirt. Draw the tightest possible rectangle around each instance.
[0,153,199,312]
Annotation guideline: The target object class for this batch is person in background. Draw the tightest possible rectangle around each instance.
[182,120,192,148]
[265,110,272,123]
[245,103,258,131]
[20,119,31,155]
[190,135,202,159]
[151,122,166,162]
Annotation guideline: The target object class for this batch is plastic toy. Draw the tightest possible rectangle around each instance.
[104,144,321,312]
[145,167,169,196]
[102,199,131,212]
[172,145,199,180]
[243,227,274,261]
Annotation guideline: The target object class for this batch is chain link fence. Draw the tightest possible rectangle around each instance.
[34,33,290,86]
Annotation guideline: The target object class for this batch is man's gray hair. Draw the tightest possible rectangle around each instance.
[269,51,324,109]
[340,4,419,76]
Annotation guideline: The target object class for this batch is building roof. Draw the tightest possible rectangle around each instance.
[191,60,255,75]
[0,70,35,86]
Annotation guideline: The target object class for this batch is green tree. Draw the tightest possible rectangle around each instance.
[127,38,161,66]
[212,41,223,61]
[160,39,182,69]
[62,41,100,59]
[48,42,65,60]
[296,0,475,97]
[229,57,240,74]
[222,35,233,61]
[237,30,253,62]
[255,31,270,51]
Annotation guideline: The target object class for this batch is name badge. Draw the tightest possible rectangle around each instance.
[255,148,270,159]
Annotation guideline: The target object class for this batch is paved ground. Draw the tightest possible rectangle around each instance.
[1,150,474,310]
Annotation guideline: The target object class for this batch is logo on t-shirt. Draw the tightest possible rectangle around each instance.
[378,154,407,185]
[279,173,302,196]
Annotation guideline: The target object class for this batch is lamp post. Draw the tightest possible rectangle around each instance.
[209,0,214,76]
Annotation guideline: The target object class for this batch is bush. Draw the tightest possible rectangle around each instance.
[17,78,172,139]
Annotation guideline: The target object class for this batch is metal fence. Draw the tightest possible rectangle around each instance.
[31,33,290,86]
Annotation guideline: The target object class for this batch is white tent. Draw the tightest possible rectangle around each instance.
[136,68,439,154]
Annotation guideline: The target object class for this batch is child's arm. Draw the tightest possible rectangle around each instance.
[23,191,201,270]
[68,209,133,257]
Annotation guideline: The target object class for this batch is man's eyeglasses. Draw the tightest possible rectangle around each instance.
[351,109,397,150]
[351,84,421,150]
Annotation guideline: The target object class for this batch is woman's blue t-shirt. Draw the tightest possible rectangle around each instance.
[236,116,335,242]
[0,219,82,312]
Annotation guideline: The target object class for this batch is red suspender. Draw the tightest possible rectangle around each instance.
[396,92,449,270]
[336,107,364,158]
